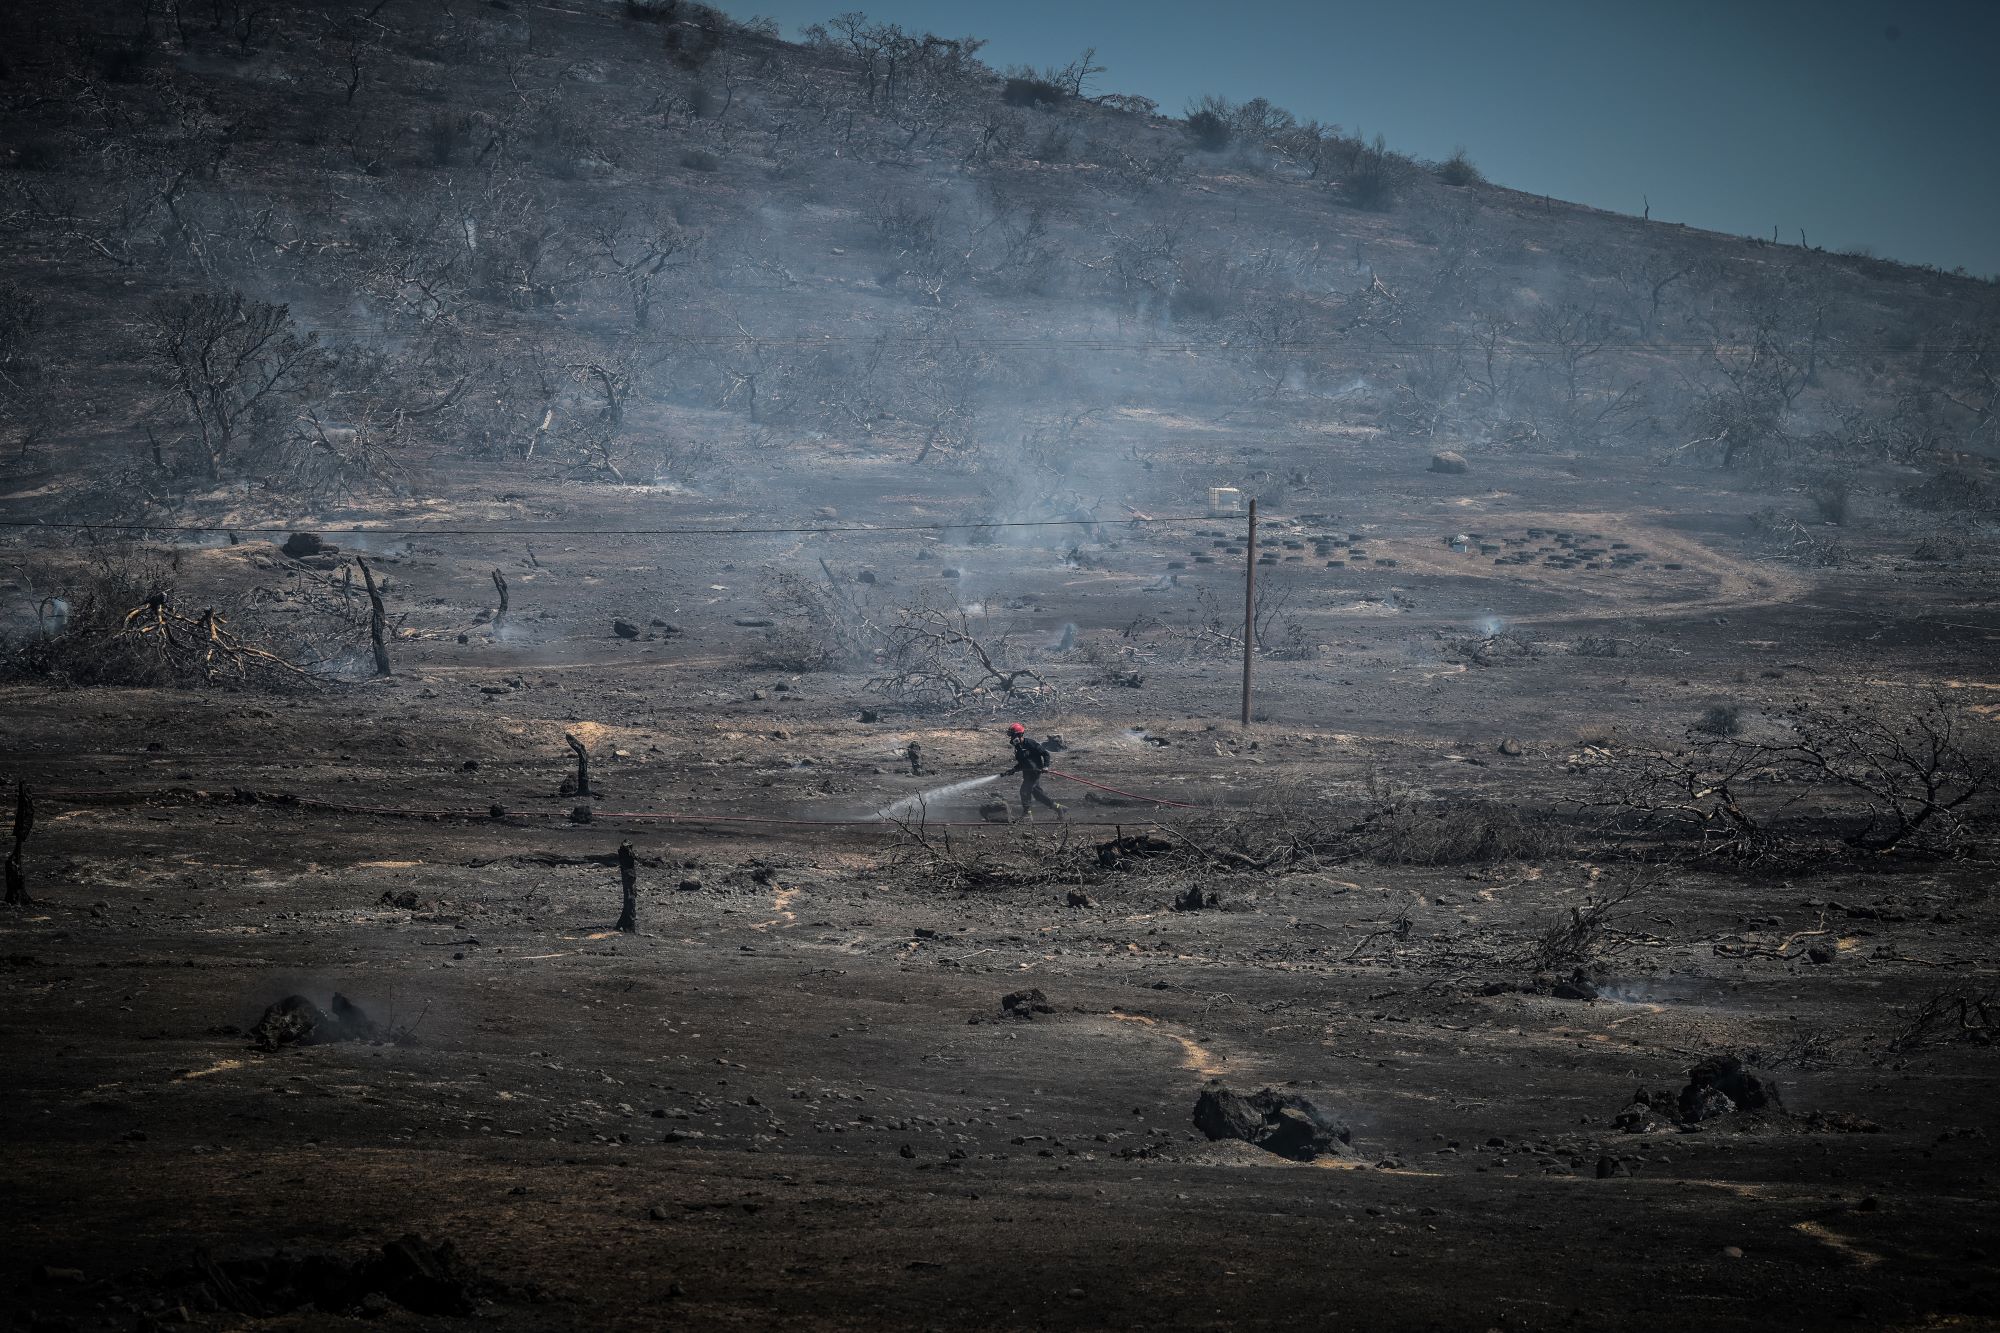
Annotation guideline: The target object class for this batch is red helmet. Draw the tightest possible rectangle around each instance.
[1007,722,1026,736]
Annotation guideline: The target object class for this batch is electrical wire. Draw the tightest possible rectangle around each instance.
[0,513,1248,537]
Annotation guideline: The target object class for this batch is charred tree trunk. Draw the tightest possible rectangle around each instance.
[491,568,509,630]
[357,558,391,676]
[4,783,32,906]
[564,732,591,797]
[615,841,638,933]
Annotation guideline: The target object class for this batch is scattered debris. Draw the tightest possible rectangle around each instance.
[1889,987,1996,1051]
[1613,1054,1784,1131]
[162,1234,495,1318]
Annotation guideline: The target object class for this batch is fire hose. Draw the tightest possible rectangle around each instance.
[1042,768,1206,811]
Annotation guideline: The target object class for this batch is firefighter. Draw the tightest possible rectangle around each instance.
[1001,722,1062,821]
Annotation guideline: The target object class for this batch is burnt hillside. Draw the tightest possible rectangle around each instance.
[1,0,1995,532]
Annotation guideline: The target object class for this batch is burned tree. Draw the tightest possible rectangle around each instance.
[1773,695,1995,854]
[120,595,314,686]
[356,558,391,676]
[869,605,1045,712]
[0,282,71,461]
[564,732,592,798]
[616,841,639,933]
[3,782,31,907]
[146,290,333,482]
[490,569,509,630]
[1580,693,1996,860]
[587,206,701,330]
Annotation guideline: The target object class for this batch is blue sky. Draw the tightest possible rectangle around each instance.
[728,0,2000,277]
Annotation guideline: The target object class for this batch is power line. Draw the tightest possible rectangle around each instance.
[0,514,1236,538]
[70,320,1995,354]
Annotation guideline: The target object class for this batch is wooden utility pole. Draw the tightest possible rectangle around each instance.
[4,782,32,906]
[615,842,638,933]
[357,558,391,676]
[1240,497,1257,729]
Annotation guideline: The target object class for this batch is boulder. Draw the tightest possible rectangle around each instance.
[1000,988,1054,1020]
[1430,451,1470,475]
[1678,1054,1782,1119]
[612,619,641,640]
[1192,1085,1354,1162]
[248,992,379,1052]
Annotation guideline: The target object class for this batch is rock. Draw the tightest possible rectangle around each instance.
[569,805,593,824]
[856,570,877,584]
[1497,737,1524,757]
[1806,945,1835,965]
[280,531,325,558]
[1000,988,1054,1020]
[1192,1086,1354,1162]
[1430,451,1470,475]
[978,800,1011,823]
[1171,885,1219,912]
[248,992,379,1052]
[1677,1054,1781,1121]
[732,617,776,628]
[613,619,641,639]
[1065,890,1093,908]
[1595,1155,1632,1178]
[1191,1087,1267,1144]
[373,1234,483,1316]
[1613,1101,1668,1134]
[859,709,879,723]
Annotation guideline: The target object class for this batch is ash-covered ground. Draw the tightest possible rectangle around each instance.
[4,445,1998,1331]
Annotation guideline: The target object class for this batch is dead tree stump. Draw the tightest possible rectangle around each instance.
[564,732,591,797]
[491,568,509,630]
[357,558,391,677]
[616,841,638,933]
[4,783,32,906]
